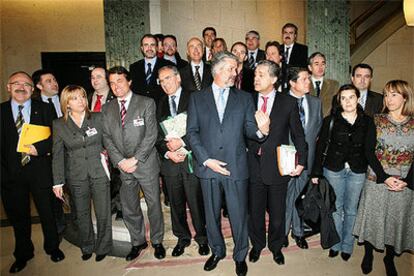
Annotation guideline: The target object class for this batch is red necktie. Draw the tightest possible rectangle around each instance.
[261,96,269,113]
[93,95,103,112]
[120,100,127,127]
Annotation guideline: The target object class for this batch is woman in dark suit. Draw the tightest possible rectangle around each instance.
[52,85,112,262]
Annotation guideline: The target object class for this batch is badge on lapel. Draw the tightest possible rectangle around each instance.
[133,116,145,127]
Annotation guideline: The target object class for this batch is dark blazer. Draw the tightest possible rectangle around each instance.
[179,63,213,93]
[187,87,260,180]
[165,52,189,70]
[248,93,308,185]
[52,112,108,184]
[281,43,308,67]
[1,99,54,188]
[236,68,255,94]
[129,57,175,104]
[331,90,383,118]
[243,49,266,68]
[156,88,193,176]
[87,90,116,110]
[309,79,339,118]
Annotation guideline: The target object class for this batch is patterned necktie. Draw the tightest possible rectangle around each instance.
[248,52,255,69]
[170,95,177,117]
[145,63,152,84]
[194,65,202,90]
[217,89,226,123]
[120,100,127,127]
[285,47,290,64]
[47,97,58,118]
[315,81,321,98]
[261,96,269,113]
[16,105,30,166]
[235,71,242,89]
[93,94,103,112]
[298,97,305,128]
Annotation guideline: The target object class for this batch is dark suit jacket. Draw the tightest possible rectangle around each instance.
[129,57,175,104]
[243,49,265,68]
[331,90,383,118]
[52,112,107,185]
[309,79,339,118]
[87,90,116,110]
[281,43,308,67]
[156,88,193,176]
[1,99,54,188]
[179,63,213,93]
[187,87,260,180]
[248,93,308,185]
[235,68,255,94]
[165,53,189,70]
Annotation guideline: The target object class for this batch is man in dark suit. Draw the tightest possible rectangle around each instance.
[202,27,216,63]
[129,34,174,105]
[1,71,65,273]
[281,23,308,68]
[187,52,269,276]
[103,66,165,261]
[247,61,307,265]
[244,30,265,70]
[162,35,188,70]
[285,67,323,250]
[179,37,213,93]
[307,52,339,117]
[156,65,209,257]
[231,42,255,94]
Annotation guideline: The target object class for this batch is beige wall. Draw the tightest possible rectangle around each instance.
[160,0,307,57]
[363,26,414,93]
[0,0,105,101]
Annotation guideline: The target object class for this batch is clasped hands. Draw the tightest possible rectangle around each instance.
[311,176,407,192]
[118,157,138,173]
[166,137,186,164]
[24,144,38,156]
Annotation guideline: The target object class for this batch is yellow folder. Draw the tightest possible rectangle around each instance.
[17,123,51,153]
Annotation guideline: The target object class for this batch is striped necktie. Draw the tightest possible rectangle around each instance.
[120,100,127,127]
[194,65,202,90]
[145,63,152,84]
[298,97,305,127]
[16,105,30,166]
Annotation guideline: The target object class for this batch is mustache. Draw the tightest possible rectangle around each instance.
[14,89,28,94]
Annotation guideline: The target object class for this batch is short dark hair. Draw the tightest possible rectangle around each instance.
[308,52,326,65]
[140,34,157,46]
[230,41,248,53]
[352,63,373,77]
[333,84,362,113]
[154,33,164,43]
[265,41,281,52]
[288,67,308,82]
[32,69,55,85]
[202,27,217,37]
[282,23,298,34]
[256,60,280,79]
[163,34,177,44]
[108,66,131,81]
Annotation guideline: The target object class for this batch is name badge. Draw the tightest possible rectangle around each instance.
[133,117,145,127]
[85,127,98,137]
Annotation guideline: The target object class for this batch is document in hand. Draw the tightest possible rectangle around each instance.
[277,145,298,175]
[17,123,51,153]
[160,112,187,138]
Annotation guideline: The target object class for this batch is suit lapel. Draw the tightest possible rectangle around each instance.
[124,94,139,123]
[204,86,221,124]
[177,89,189,114]
[30,100,42,125]
[222,88,238,123]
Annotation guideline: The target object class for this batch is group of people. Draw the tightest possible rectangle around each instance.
[1,22,413,276]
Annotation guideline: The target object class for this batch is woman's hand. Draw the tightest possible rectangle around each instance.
[311,177,319,184]
[384,177,407,191]
[53,186,64,201]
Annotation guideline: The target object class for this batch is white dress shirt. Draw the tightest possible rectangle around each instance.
[289,91,309,127]
[191,61,204,81]
[257,90,276,114]
[41,94,62,118]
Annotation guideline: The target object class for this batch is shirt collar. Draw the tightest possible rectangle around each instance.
[118,90,133,103]
[259,90,276,100]
[169,87,182,99]
[145,56,157,66]
[11,98,31,109]
[41,94,58,102]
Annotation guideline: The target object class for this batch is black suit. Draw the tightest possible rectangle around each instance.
[129,57,175,104]
[165,53,189,70]
[331,90,383,117]
[243,49,266,69]
[179,63,213,93]
[281,43,308,67]
[1,99,60,260]
[155,88,207,245]
[247,92,307,253]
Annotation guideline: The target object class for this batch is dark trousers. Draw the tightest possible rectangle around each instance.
[1,167,59,260]
[248,178,288,253]
[164,170,207,245]
[68,177,112,255]
[200,177,248,261]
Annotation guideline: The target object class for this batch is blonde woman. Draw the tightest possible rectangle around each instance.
[353,80,414,275]
[52,85,112,262]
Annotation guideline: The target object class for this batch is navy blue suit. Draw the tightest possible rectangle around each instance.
[187,86,260,261]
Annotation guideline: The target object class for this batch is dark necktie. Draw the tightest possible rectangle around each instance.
[194,65,202,91]
[315,81,321,98]
[285,47,290,64]
[145,63,152,84]
[170,95,177,117]
[298,97,305,128]
[248,52,255,69]
[120,100,127,127]
[235,71,242,90]
[47,97,58,118]
[93,94,103,112]
[16,105,30,166]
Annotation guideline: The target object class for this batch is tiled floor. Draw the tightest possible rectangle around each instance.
[1,221,413,276]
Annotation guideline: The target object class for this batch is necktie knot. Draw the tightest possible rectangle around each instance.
[96,94,103,100]
[18,105,24,112]
[47,98,53,104]
[195,65,200,72]
[120,100,126,105]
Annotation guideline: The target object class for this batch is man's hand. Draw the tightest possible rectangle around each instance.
[166,138,184,152]
[118,157,138,173]
[53,186,64,201]
[255,111,270,135]
[289,165,304,177]
[25,144,38,156]
[384,177,407,191]
[311,177,319,184]
[167,151,186,163]
[205,159,231,176]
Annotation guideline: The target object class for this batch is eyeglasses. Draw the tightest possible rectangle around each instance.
[9,82,33,88]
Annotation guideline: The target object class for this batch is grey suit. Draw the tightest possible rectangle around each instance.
[52,112,112,255]
[102,92,163,246]
[285,94,323,237]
